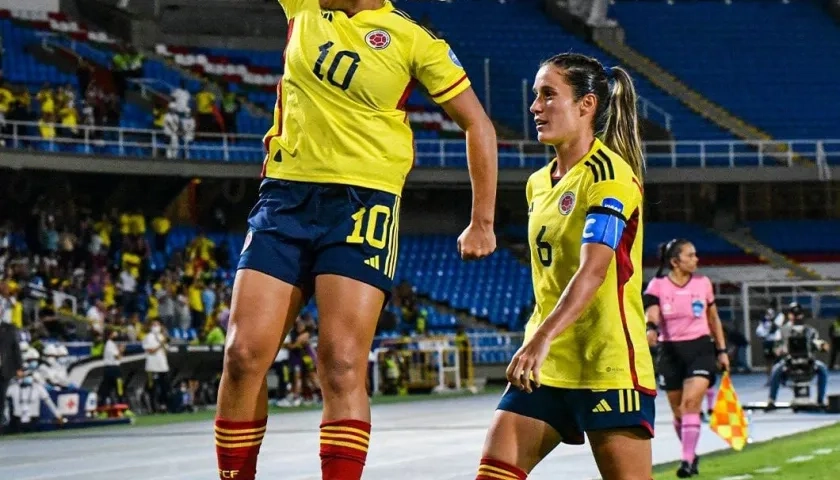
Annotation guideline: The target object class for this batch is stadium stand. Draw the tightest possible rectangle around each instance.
[610,1,840,139]
[745,220,840,261]
[398,0,730,140]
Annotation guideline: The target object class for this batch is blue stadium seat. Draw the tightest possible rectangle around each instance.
[611,1,840,139]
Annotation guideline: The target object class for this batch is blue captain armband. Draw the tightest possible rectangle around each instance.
[581,201,627,250]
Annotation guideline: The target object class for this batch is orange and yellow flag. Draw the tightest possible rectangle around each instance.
[710,371,749,451]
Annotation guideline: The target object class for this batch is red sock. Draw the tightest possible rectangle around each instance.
[319,419,371,480]
[476,457,527,480]
[215,417,267,480]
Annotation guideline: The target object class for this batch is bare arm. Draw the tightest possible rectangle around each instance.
[441,88,497,227]
[531,243,613,342]
[707,304,727,351]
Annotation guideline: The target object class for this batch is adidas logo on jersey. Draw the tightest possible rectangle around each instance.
[364,256,380,269]
[592,399,612,413]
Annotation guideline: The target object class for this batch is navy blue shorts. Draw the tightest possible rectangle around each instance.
[497,385,656,445]
[238,179,400,297]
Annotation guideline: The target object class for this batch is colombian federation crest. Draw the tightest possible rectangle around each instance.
[365,30,391,50]
[559,191,576,215]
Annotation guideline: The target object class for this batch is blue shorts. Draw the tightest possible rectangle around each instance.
[497,385,656,445]
[238,179,400,297]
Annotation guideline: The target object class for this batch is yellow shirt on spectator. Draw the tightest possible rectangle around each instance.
[37,90,54,114]
[188,285,203,312]
[103,283,116,307]
[119,213,131,235]
[12,302,23,329]
[0,88,13,113]
[129,214,146,235]
[39,120,56,139]
[94,221,112,248]
[60,106,78,129]
[152,217,171,235]
[122,252,142,278]
[147,294,159,320]
[195,91,216,114]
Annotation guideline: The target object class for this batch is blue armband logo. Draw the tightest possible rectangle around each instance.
[582,212,626,250]
[449,49,463,68]
[601,197,624,214]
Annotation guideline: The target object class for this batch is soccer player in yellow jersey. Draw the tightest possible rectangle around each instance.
[474,53,654,480]
[214,1,498,479]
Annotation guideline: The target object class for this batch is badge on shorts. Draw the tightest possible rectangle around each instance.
[242,230,253,254]
[365,30,391,50]
[558,191,575,215]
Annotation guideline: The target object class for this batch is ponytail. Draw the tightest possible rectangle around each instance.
[603,67,645,180]
[655,243,670,278]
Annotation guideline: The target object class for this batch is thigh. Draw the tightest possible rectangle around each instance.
[497,384,582,445]
[588,428,652,480]
[227,269,306,367]
[312,185,400,295]
[314,274,385,367]
[238,179,318,293]
[485,386,564,472]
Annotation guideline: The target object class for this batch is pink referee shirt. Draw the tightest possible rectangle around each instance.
[645,275,715,342]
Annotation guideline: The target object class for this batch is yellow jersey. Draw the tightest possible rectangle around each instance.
[263,0,471,196]
[524,139,655,395]
[196,91,216,114]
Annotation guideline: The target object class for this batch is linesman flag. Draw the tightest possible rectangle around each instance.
[710,371,749,451]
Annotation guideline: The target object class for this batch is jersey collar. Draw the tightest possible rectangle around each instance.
[549,137,605,185]
[346,0,394,20]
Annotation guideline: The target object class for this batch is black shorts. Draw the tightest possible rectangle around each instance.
[238,179,400,297]
[656,336,718,391]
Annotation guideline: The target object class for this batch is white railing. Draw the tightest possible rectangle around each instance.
[3,120,839,169]
[638,96,672,132]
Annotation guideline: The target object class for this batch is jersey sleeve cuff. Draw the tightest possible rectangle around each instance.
[430,75,470,104]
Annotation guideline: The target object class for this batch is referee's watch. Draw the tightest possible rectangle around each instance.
[716,347,728,355]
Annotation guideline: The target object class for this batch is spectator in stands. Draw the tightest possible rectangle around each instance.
[117,266,138,315]
[0,80,12,143]
[8,86,33,145]
[401,297,427,335]
[38,112,56,141]
[0,303,23,433]
[195,81,219,135]
[86,300,107,335]
[142,319,170,413]
[151,215,170,253]
[200,317,225,346]
[201,280,217,330]
[36,84,54,118]
[221,86,240,135]
[188,277,205,332]
[175,285,191,331]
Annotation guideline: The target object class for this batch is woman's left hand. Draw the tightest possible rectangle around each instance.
[717,352,730,372]
[506,333,551,393]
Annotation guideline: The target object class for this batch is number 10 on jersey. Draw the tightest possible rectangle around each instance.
[313,41,360,91]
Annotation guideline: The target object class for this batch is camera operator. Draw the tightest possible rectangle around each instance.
[767,303,830,408]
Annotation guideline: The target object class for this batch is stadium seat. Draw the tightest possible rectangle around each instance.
[610,1,840,139]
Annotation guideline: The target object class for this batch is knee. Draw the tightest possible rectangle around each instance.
[318,351,364,395]
[224,338,269,381]
[680,398,702,414]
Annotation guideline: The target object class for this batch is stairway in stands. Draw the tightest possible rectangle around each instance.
[715,228,823,281]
